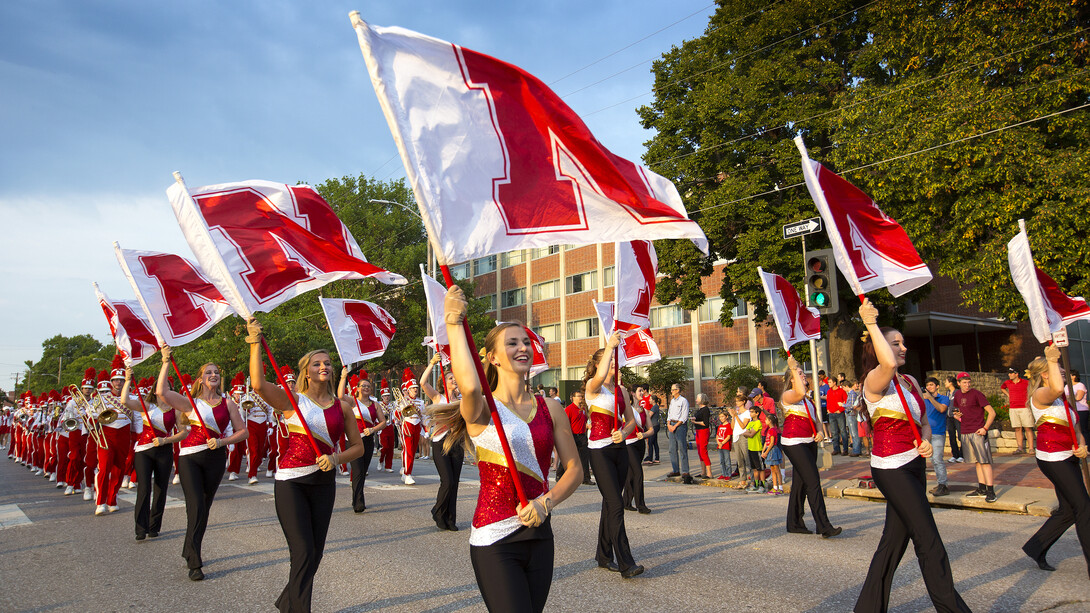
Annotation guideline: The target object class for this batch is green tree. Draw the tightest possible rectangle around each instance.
[20,334,110,394]
[619,366,649,390]
[646,358,690,397]
[716,363,762,398]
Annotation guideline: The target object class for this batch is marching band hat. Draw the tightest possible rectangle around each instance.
[380,378,391,397]
[81,367,97,389]
[110,354,126,380]
[401,367,417,391]
[97,370,111,392]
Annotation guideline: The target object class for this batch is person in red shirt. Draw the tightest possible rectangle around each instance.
[715,410,733,479]
[827,381,850,455]
[1002,367,1033,454]
[559,391,592,485]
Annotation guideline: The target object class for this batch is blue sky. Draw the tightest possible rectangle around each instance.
[0,0,717,388]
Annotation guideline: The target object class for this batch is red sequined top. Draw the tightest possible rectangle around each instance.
[353,397,380,431]
[866,377,924,470]
[468,396,553,546]
[781,397,819,445]
[625,408,645,444]
[277,393,346,481]
[135,404,176,451]
[588,386,619,449]
[1033,397,1075,461]
[180,398,231,455]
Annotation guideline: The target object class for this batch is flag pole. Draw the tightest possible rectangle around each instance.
[439,263,529,507]
[613,346,621,432]
[258,337,323,458]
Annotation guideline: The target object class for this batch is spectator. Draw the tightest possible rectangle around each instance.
[693,394,713,480]
[819,370,831,438]
[1067,370,1088,445]
[643,394,661,465]
[666,384,692,484]
[944,376,963,462]
[715,410,733,480]
[559,391,592,485]
[730,390,752,482]
[922,377,951,496]
[743,405,765,493]
[1002,367,1033,454]
[762,414,784,495]
[827,379,850,455]
[844,379,862,456]
[549,387,561,405]
[951,372,998,502]
[852,380,871,456]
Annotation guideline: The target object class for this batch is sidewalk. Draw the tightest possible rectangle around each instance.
[650,444,1074,517]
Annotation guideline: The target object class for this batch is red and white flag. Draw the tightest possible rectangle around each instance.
[1008,220,1090,343]
[494,321,550,377]
[114,243,235,347]
[420,266,451,365]
[613,240,657,332]
[167,175,406,319]
[319,298,397,365]
[593,301,661,367]
[758,267,821,350]
[350,15,708,265]
[795,137,932,297]
[93,282,159,367]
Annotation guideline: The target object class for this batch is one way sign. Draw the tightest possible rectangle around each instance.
[782,217,823,240]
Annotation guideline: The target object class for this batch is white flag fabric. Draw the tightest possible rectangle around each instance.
[167,175,406,319]
[420,265,451,365]
[758,267,821,350]
[796,137,932,298]
[350,15,708,265]
[614,240,657,332]
[319,298,397,365]
[1007,222,1090,343]
[494,320,550,377]
[114,243,235,347]
[593,301,661,367]
[93,282,158,367]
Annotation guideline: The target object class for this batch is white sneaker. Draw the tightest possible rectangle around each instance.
[94,504,108,516]
[34,468,43,475]
[49,473,57,482]
[265,470,274,478]
[403,474,416,485]
[249,477,258,485]
[83,488,93,501]
[228,472,239,481]
[339,470,348,476]
[108,505,119,513]
[129,480,137,489]
[172,474,180,485]
[121,477,130,488]
[64,486,74,496]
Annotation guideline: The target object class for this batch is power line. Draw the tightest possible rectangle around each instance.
[692,101,1090,214]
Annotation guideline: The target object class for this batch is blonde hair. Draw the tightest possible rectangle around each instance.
[1025,356,1049,407]
[190,363,224,398]
[297,350,335,397]
[581,348,607,397]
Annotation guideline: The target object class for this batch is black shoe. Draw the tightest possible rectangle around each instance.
[666,472,680,478]
[354,507,366,514]
[598,561,620,572]
[985,490,997,503]
[135,534,146,542]
[929,483,950,497]
[623,505,637,512]
[637,506,651,514]
[831,451,840,456]
[582,479,595,486]
[621,564,645,579]
[148,531,159,538]
[787,527,813,535]
[682,473,694,484]
[447,522,459,532]
[188,568,204,581]
[966,487,985,498]
[821,527,843,539]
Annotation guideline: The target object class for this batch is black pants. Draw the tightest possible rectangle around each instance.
[177,447,227,570]
[1023,457,1090,575]
[133,445,173,538]
[783,442,834,535]
[558,432,591,483]
[349,435,374,512]
[645,427,660,461]
[431,439,464,529]
[1079,411,1090,449]
[947,418,962,458]
[622,440,647,509]
[856,457,970,613]
[274,471,336,613]
[470,522,554,613]
[590,444,636,571]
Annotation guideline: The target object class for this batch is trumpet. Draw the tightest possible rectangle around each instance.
[67,385,107,449]
[390,386,418,419]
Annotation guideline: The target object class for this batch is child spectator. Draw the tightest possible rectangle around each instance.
[743,405,765,493]
[762,414,784,495]
[716,410,733,480]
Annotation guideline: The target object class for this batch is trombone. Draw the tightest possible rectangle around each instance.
[67,385,107,448]
[390,386,419,419]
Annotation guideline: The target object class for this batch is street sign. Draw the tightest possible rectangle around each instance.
[783,217,823,240]
[1053,327,1069,347]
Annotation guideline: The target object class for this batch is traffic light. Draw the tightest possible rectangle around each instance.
[804,248,839,315]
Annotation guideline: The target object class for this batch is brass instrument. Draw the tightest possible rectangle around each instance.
[391,386,418,419]
[67,385,107,448]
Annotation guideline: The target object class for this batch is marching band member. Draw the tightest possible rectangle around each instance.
[583,333,643,578]
[420,354,463,530]
[433,287,582,612]
[62,386,85,496]
[378,379,397,472]
[338,369,385,513]
[124,374,186,541]
[79,368,98,501]
[246,319,365,613]
[56,389,74,492]
[157,346,248,581]
[93,361,135,516]
[242,376,271,485]
[398,367,424,485]
[226,373,247,481]
[780,356,840,537]
[855,299,969,613]
[1021,345,1090,576]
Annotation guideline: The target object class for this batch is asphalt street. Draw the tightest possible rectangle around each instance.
[1,454,1087,612]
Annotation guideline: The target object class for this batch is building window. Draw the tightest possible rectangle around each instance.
[532,280,560,301]
[732,298,749,318]
[501,288,525,308]
[473,255,497,276]
[480,294,497,312]
[500,250,526,268]
[566,271,597,294]
[533,324,560,343]
[566,317,599,340]
[758,348,787,375]
[531,245,560,259]
[534,369,559,388]
[700,351,752,378]
[667,357,694,380]
[566,366,585,380]
[603,266,615,287]
[450,262,471,280]
[650,304,690,328]
[698,297,748,322]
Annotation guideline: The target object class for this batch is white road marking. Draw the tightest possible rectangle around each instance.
[0,503,32,529]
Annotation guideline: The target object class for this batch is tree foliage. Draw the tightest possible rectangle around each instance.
[716,363,763,397]
[639,0,1090,377]
[646,358,691,396]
